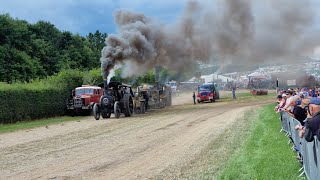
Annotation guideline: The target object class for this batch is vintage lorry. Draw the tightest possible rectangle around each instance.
[66,85,104,115]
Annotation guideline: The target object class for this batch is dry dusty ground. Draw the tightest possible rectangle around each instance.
[0,92,273,180]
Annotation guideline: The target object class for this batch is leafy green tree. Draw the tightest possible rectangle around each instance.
[87,30,107,51]
[0,14,110,83]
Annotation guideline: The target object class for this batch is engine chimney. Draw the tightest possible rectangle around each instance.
[154,66,160,83]
[103,80,109,94]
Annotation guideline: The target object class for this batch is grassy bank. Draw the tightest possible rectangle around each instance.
[217,104,300,179]
[0,116,84,134]
[220,89,277,103]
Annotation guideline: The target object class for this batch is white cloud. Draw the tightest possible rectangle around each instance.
[0,0,187,33]
[1,0,320,34]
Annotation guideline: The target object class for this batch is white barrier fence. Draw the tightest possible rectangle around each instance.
[280,112,320,180]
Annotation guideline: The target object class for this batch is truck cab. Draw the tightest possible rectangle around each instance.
[167,80,177,93]
[66,85,104,115]
[197,83,216,103]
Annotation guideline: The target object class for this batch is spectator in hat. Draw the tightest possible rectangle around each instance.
[303,98,320,142]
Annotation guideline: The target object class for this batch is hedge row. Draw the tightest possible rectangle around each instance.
[0,70,84,124]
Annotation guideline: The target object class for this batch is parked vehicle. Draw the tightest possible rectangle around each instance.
[149,83,172,109]
[66,85,104,116]
[167,80,177,93]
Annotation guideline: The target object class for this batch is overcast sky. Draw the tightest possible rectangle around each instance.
[1,0,320,36]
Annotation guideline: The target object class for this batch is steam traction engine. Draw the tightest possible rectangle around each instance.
[133,85,148,114]
[93,81,134,119]
[149,83,172,108]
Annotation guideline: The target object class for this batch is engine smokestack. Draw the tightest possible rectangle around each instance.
[104,80,108,91]
[154,66,160,83]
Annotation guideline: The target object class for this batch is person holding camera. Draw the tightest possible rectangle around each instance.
[285,97,308,125]
[302,98,320,142]
[275,94,287,112]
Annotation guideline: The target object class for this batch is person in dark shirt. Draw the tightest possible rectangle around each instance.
[192,92,196,105]
[232,86,236,100]
[303,98,320,142]
[285,97,308,125]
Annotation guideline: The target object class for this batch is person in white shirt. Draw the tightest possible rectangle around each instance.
[283,91,294,111]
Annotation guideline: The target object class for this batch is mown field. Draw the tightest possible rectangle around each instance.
[181,103,301,179]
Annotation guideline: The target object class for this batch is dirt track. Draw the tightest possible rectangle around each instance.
[0,93,273,180]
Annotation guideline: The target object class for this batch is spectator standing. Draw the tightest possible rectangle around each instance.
[312,88,317,97]
[303,88,309,98]
[285,97,307,125]
[192,92,196,105]
[275,94,287,112]
[232,86,236,100]
[303,98,320,142]
[283,91,294,111]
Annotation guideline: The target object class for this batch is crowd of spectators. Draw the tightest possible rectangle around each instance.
[275,87,320,161]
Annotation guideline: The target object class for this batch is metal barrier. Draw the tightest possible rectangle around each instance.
[280,112,320,180]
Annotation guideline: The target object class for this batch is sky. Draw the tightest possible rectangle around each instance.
[0,0,187,35]
[1,0,320,36]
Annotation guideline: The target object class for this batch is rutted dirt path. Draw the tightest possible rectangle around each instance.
[0,95,273,180]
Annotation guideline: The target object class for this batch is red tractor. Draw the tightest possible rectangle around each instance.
[66,85,104,116]
[197,83,216,103]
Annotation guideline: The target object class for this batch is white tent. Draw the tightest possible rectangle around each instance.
[248,72,264,77]
[201,73,234,83]
[187,77,198,82]
[247,72,269,79]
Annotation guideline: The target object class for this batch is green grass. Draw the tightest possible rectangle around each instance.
[0,116,84,134]
[217,104,301,180]
[164,106,260,179]
[221,90,276,103]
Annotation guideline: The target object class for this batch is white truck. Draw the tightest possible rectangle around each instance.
[167,80,177,93]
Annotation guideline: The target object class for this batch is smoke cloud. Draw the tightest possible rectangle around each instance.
[101,0,320,80]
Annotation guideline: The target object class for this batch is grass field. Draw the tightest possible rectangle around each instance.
[220,89,277,103]
[0,116,85,134]
[216,104,301,180]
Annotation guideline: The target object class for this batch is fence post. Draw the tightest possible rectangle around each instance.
[308,140,318,180]
[301,138,311,179]
[315,137,320,179]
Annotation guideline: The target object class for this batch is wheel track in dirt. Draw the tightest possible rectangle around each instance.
[0,99,274,180]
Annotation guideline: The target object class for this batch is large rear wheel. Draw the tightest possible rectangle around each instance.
[93,103,100,120]
[101,110,111,119]
[114,101,121,119]
[124,94,134,117]
[140,102,145,114]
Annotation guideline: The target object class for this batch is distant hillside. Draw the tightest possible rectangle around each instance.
[0,14,107,83]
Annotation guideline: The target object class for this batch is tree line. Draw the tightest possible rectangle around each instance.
[0,14,199,85]
[0,14,106,83]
